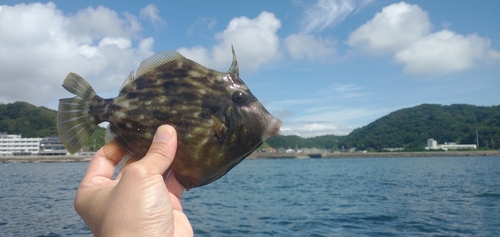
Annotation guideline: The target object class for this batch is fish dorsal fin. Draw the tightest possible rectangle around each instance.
[120,71,135,90]
[135,51,185,79]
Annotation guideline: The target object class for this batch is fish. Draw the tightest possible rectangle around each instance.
[57,46,282,190]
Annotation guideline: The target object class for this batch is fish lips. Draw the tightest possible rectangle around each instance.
[262,116,283,141]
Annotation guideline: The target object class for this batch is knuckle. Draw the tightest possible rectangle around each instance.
[123,162,149,177]
[148,143,176,164]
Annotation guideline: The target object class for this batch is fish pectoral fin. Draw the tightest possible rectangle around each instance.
[211,115,227,138]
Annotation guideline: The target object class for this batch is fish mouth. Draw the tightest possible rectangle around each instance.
[262,116,283,141]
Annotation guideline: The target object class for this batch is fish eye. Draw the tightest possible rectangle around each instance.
[232,91,246,103]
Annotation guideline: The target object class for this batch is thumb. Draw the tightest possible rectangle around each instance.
[138,125,178,175]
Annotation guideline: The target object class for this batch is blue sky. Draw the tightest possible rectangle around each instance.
[0,0,499,137]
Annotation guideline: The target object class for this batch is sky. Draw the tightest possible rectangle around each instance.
[0,0,499,138]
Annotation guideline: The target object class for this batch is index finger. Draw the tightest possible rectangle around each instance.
[81,140,124,184]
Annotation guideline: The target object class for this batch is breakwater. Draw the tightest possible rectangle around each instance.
[1,151,499,163]
[0,155,92,163]
[248,150,500,159]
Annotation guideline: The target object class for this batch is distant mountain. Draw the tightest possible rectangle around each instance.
[341,104,500,150]
[268,104,500,151]
[2,102,498,152]
[0,102,57,137]
[0,101,105,150]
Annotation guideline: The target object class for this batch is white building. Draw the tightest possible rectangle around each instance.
[0,134,42,156]
[427,139,437,149]
[425,138,477,151]
[38,137,69,156]
[0,133,69,156]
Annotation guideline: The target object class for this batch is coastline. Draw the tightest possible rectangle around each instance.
[1,150,499,163]
[248,150,500,159]
[0,155,92,163]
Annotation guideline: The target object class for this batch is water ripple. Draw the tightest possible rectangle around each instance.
[1,157,500,236]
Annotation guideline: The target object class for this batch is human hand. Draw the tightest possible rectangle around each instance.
[74,125,193,237]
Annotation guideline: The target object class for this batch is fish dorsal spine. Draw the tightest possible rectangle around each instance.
[135,51,185,79]
[227,45,239,76]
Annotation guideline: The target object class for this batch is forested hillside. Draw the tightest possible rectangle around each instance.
[340,104,500,150]
[1,102,499,151]
[266,104,500,151]
[0,101,105,150]
[265,134,344,150]
[0,102,57,137]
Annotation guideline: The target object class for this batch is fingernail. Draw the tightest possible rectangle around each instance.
[154,125,173,143]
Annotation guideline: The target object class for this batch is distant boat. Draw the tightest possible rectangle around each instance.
[308,153,322,158]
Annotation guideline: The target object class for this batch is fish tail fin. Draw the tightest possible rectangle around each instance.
[57,72,99,154]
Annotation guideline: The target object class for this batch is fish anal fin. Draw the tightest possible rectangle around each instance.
[103,139,129,166]
[105,124,116,143]
[103,125,141,169]
[103,138,141,170]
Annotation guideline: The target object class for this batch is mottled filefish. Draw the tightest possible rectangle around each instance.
[57,46,282,190]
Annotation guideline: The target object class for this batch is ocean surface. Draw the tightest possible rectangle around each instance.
[1,156,499,236]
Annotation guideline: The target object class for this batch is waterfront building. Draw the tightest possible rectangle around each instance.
[260,147,277,153]
[427,138,437,149]
[0,133,68,156]
[0,134,42,156]
[301,147,326,154]
[382,147,405,152]
[285,148,295,153]
[276,147,287,153]
[39,137,68,156]
[425,138,476,150]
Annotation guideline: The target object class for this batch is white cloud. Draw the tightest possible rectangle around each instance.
[395,30,499,74]
[268,93,389,137]
[0,2,154,107]
[272,108,294,118]
[279,107,389,137]
[348,2,500,74]
[286,0,373,63]
[322,83,360,93]
[177,11,281,72]
[187,17,217,36]
[347,2,431,54]
[303,0,373,33]
[284,33,336,61]
[65,5,141,40]
[139,4,166,28]
[320,83,367,100]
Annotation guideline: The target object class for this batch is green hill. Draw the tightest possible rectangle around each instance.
[266,104,500,151]
[265,134,344,150]
[0,101,57,137]
[340,104,500,150]
[1,102,499,152]
[0,101,105,151]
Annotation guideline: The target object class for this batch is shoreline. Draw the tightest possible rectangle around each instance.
[0,155,92,163]
[1,150,499,163]
[248,150,500,159]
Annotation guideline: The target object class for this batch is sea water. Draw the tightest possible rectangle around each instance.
[1,157,499,236]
